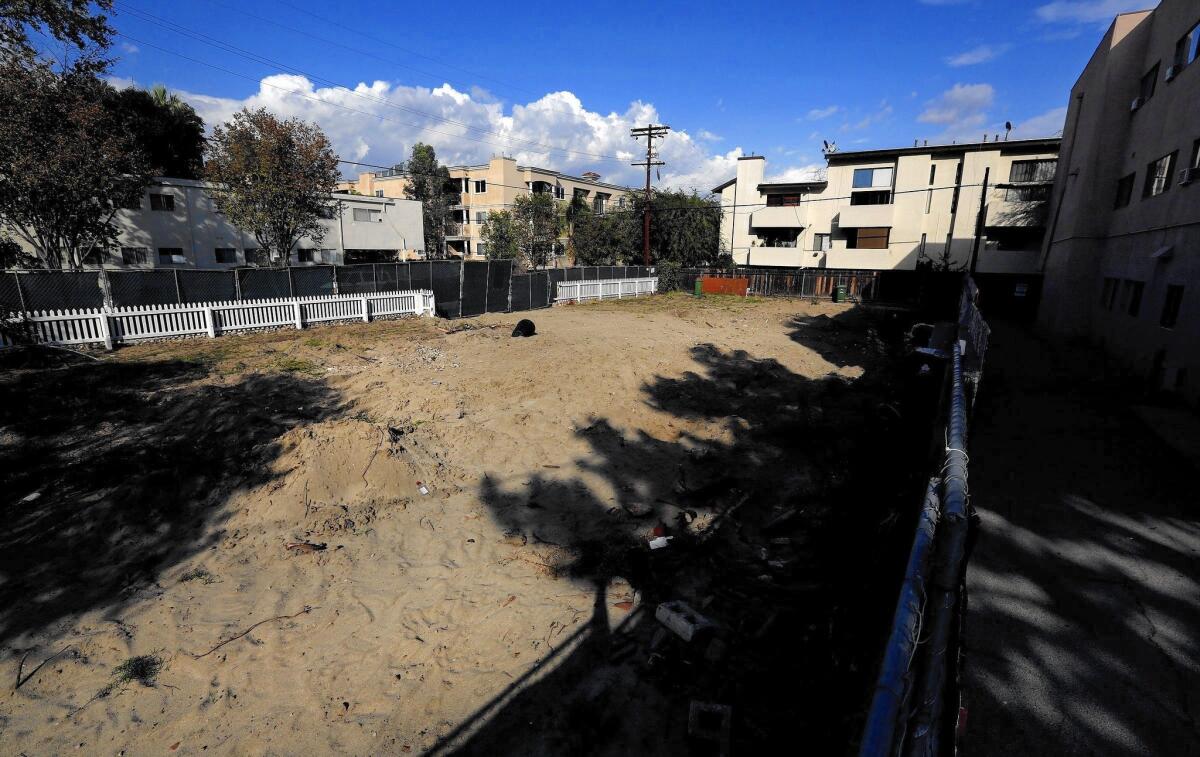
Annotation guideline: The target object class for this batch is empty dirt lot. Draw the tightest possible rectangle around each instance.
[0,293,933,755]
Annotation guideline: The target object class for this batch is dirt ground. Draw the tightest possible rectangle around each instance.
[0,293,933,755]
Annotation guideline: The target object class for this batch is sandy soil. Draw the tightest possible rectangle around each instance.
[0,293,925,755]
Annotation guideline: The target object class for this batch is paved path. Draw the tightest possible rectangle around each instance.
[964,324,1200,756]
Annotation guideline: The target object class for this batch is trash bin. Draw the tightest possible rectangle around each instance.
[833,284,847,303]
[694,279,703,297]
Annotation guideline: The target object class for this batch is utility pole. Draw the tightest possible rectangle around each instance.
[969,166,989,274]
[630,124,670,265]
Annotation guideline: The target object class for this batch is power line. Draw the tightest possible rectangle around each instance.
[114,3,630,165]
[631,124,670,264]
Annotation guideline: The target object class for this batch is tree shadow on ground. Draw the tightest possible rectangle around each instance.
[432,306,944,755]
[963,323,1200,756]
[0,355,343,645]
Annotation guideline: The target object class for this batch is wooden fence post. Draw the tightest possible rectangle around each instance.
[293,301,303,330]
[98,311,113,350]
[361,296,370,322]
[204,307,216,337]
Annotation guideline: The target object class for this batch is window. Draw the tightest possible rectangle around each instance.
[1160,284,1184,328]
[852,167,893,189]
[157,247,184,264]
[925,165,935,214]
[475,211,488,224]
[297,249,313,263]
[474,180,486,193]
[1175,22,1200,69]
[928,165,937,184]
[766,194,804,207]
[850,190,892,205]
[813,233,831,251]
[1191,138,1200,170]
[1138,63,1159,104]
[1101,277,1118,310]
[1003,186,1051,202]
[919,232,927,257]
[1008,160,1057,183]
[476,242,488,258]
[1143,152,1177,198]
[121,247,148,265]
[951,161,964,213]
[617,196,626,208]
[1118,279,1144,316]
[149,193,175,211]
[759,229,799,247]
[214,248,237,264]
[555,185,565,200]
[457,178,469,193]
[846,227,889,249]
[573,188,588,200]
[1114,173,1136,208]
[375,190,384,197]
[593,194,608,214]
[353,207,382,222]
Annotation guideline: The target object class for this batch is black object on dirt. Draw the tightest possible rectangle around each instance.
[512,319,536,338]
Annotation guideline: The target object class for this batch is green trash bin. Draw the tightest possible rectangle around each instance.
[694,279,703,297]
[833,285,847,303]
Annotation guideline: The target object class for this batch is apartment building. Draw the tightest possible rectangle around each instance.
[6,177,426,269]
[338,155,634,259]
[1039,1,1199,402]
[713,138,1060,273]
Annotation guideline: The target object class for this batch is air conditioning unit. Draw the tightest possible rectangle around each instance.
[1130,96,1145,112]
[1179,167,1200,186]
[1165,64,1183,82]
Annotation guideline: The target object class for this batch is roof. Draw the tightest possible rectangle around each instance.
[757,181,828,192]
[711,177,737,193]
[824,137,1061,164]
[153,177,405,205]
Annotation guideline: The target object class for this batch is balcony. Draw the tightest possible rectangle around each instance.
[750,206,806,228]
[738,246,817,268]
[837,204,894,228]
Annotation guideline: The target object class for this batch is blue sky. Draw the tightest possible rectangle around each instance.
[103,0,1157,190]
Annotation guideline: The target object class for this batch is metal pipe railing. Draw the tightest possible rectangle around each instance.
[859,479,941,756]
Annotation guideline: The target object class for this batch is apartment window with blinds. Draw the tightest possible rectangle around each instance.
[1004,186,1051,202]
[474,180,486,193]
[850,190,892,205]
[846,227,889,249]
[813,233,831,251]
[214,248,237,264]
[1114,173,1135,208]
[353,208,382,222]
[1100,277,1118,310]
[1175,22,1199,69]
[1160,285,1184,328]
[297,249,313,263]
[852,167,893,189]
[555,185,565,199]
[476,243,488,258]
[1138,63,1159,105]
[149,193,175,211]
[1008,160,1057,183]
[157,247,184,264]
[121,247,149,265]
[766,194,803,207]
[1142,152,1176,198]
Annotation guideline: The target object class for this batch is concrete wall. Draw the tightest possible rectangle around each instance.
[1039,1,1199,402]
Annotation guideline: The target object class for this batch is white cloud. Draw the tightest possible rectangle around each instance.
[766,164,827,183]
[1009,106,1068,138]
[120,42,139,54]
[946,44,1009,66]
[176,74,800,194]
[696,129,723,142]
[806,105,840,120]
[1035,0,1155,25]
[918,83,995,139]
[842,100,893,132]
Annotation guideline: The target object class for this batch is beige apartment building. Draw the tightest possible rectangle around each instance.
[338,155,634,260]
[1039,0,1199,403]
[713,138,1061,274]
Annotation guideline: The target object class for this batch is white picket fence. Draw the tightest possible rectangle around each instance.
[555,277,658,304]
[1,289,435,349]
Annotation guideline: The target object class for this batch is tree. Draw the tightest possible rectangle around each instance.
[511,192,562,270]
[404,142,460,258]
[632,189,725,266]
[572,206,638,265]
[479,210,520,261]
[204,108,340,266]
[559,193,588,264]
[0,0,114,60]
[108,84,205,179]
[0,58,150,269]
